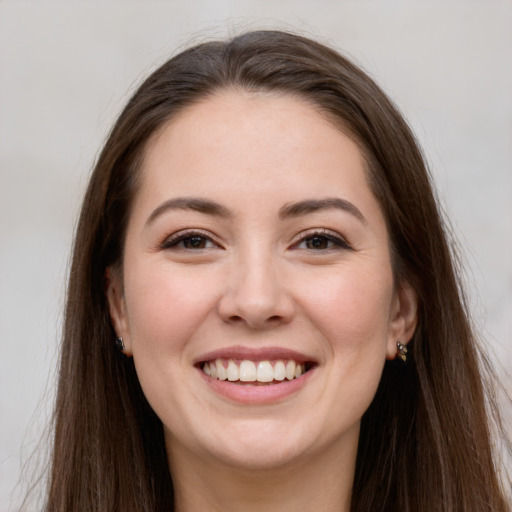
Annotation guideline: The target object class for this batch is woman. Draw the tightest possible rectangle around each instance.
[46,30,510,511]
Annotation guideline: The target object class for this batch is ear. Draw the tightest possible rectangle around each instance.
[105,266,133,356]
[386,281,418,360]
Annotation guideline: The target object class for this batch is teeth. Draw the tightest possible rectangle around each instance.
[256,361,274,382]
[273,360,286,381]
[203,358,308,383]
[239,360,256,381]
[227,360,239,381]
[216,360,227,381]
[285,360,296,380]
[210,361,218,379]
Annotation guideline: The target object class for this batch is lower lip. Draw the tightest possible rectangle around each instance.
[199,367,315,404]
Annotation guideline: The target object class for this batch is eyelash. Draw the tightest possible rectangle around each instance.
[292,229,353,252]
[160,228,352,252]
[160,229,221,250]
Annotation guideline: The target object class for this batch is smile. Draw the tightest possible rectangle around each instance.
[202,359,309,384]
[195,347,317,403]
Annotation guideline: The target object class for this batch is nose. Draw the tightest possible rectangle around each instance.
[217,251,295,329]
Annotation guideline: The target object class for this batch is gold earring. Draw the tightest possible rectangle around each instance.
[397,342,408,363]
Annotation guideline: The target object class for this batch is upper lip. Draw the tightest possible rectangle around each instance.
[194,345,317,365]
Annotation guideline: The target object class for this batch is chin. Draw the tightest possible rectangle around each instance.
[214,441,306,471]
[191,417,326,471]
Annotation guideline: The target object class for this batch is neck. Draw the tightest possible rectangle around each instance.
[166,426,358,512]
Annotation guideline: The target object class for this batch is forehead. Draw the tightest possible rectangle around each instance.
[138,91,371,202]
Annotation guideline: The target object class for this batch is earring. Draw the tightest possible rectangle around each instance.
[115,337,125,353]
[397,341,408,363]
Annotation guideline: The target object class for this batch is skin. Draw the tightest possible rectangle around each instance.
[108,91,418,511]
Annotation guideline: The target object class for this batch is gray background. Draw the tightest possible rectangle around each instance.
[1,1,511,509]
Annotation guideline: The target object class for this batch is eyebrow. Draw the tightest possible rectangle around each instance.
[145,197,232,227]
[279,197,366,224]
[145,196,366,227]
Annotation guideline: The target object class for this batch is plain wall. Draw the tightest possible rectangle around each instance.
[1,1,511,509]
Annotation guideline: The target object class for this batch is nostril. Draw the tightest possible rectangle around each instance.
[226,314,283,327]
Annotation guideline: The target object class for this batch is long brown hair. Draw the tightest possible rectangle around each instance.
[46,30,510,511]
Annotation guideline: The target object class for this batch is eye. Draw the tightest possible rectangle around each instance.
[160,230,219,250]
[292,229,352,251]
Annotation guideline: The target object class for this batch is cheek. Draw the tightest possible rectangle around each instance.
[123,261,220,355]
[122,261,223,426]
[298,264,394,354]
[307,266,394,418]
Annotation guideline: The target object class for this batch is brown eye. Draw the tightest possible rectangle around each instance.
[182,236,209,249]
[305,236,331,250]
[293,230,353,252]
[161,231,218,250]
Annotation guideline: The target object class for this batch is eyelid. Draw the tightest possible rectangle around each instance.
[291,228,353,250]
[159,228,222,250]
[159,227,351,251]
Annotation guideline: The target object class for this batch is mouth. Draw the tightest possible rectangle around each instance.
[201,358,314,385]
[194,346,317,403]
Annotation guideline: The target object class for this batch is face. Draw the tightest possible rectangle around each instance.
[108,91,417,472]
